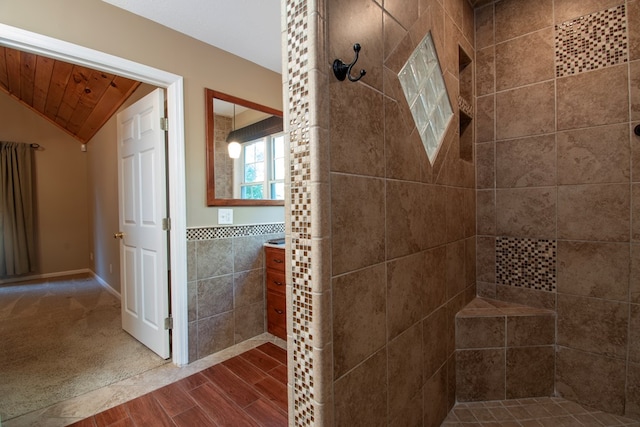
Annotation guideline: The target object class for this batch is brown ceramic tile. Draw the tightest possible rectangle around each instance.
[496,81,555,140]
[506,346,554,399]
[477,282,497,299]
[507,315,555,347]
[495,187,557,238]
[631,61,640,122]
[332,264,386,379]
[495,0,553,43]
[424,306,449,379]
[476,46,495,96]
[328,0,384,91]
[456,349,506,401]
[554,0,623,23]
[389,387,423,427]
[627,362,640,419]
[476,236,496,283]
[557,294,629,359]
[197,276,233,319]
[384,98,425,182]
[557,123,630,185]
[476,142,495,189]
[386,181,429,259]
[477,189,496,236]
[631,0,640,61]
[557,65,629,131]
[475,4,494,50]
[633,185,640,242]
[329,83,385,176]
[557,183,630,242]
[495,29,555,92]
[630,304,640,364]
[446,240,467,299]
[476,95,495,143]
[424,366,449,427]
[495,135,556,188]
[330,173,385,275]
[334,349,387,427]
[557,240,630,301]
[388,323,424,420]
[446,187,467,242]
[632,245,640,304]
[423,246,447,316]
[556,346,626,415]
[456,315,505,349]
[496,285,556,311]
[384,0,418,31]
[425,185,448,249]
[387,251,424,340]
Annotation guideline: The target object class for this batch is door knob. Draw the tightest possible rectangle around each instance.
[113,232,124,239]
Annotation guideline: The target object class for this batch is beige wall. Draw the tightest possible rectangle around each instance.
[0,91,89,275]
[0,0,284,227]
[475,0,640,419]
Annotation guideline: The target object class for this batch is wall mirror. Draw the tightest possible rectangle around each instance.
[205,89,285,206]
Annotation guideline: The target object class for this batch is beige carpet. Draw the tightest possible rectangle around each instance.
[0,273,169,421]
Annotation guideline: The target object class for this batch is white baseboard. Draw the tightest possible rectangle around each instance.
[0,268,91,285]
[91,272,121,300]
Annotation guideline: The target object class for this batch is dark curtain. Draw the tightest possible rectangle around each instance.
[0,142,35,277]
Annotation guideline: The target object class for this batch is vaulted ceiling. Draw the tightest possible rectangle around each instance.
[0,46,141,144]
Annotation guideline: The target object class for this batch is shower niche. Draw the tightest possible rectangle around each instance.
[458,45,473,162]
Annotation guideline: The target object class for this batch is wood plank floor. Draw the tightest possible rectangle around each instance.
[68,343,287,427]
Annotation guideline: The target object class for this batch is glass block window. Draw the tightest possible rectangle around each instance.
[398,32,453,163]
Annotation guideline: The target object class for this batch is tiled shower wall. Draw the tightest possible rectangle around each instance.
[185,225,284,362]
[318,0,477,425]
[475,0,640,419]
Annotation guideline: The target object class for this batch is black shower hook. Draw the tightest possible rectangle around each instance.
[333,43,367,82]
[635,124,640,137]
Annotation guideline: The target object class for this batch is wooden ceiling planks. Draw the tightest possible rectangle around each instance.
[0,46,141,143]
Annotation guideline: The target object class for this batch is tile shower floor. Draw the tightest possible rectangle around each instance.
[443,397,640,426]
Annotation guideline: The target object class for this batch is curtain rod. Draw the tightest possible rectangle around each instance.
[29,144,39,149]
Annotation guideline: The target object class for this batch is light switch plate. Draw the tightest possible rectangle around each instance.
[218,208,233,225]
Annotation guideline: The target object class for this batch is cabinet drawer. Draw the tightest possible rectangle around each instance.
[266,269,286,295]
[267,291,286,340]
[265,247,285,271]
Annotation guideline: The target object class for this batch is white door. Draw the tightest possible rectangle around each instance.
[115,88,170,359]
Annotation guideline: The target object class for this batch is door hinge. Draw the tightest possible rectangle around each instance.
[160,117,169,131]
[162,217,171,231]
[164,315,173,330]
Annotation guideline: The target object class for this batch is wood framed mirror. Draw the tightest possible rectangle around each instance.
[205,89,285,206]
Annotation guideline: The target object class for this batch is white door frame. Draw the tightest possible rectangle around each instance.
[0,23,189,366]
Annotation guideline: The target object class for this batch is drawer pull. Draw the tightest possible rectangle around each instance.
[273,281,283,286]
[273,259,284,263]
[274,308,284,315]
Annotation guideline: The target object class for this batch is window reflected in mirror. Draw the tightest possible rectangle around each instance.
[205,89,285,206]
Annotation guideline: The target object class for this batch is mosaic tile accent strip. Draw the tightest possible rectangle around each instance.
[496,237,557,292]
[186,223,284,241]
[286,0,315,424]
[555,4,628,77]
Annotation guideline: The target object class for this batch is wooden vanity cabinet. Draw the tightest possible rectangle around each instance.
[265,246,286,341]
